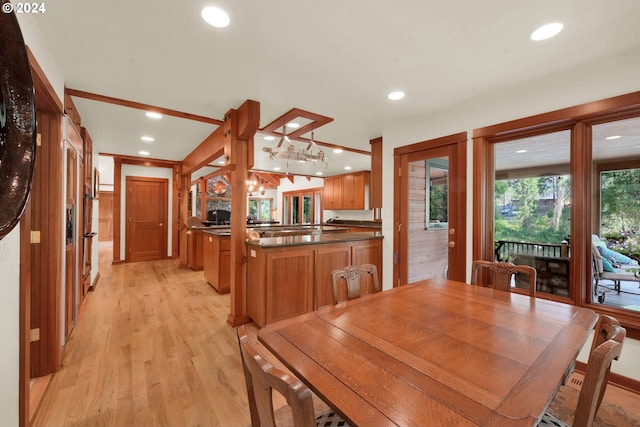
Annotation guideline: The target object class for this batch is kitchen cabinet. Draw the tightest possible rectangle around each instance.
[203,232,230,294]
[322,171,370,210]
[246,233,383,327]
[187,229,204,270]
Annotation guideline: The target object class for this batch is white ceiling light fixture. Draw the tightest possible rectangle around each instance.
[333,148,343,154]
[141,136,155,142]
[139,150,150,156]
[286,122,300,129]
[387,91,405,101]
[264,135,275,141]
[263,127,327,171]
[530,22,563,41]
[344,166,352,170]
[516,149,527,153]
[606,135,621,140]
[145,112,162,119]
[201,6,230,28]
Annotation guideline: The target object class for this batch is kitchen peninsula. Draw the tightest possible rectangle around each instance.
[200,225,353,293]
[245,231,383,327]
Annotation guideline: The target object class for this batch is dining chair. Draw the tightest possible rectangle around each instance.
[470,260,537,297]
[331,264,380,303]
[237,325,349,427]
[539,322,626,427]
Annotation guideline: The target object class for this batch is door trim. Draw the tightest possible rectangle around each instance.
[393,132,467,287]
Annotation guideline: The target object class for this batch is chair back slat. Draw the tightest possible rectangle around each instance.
[332,264,380,304]
[573,325,626,427]
[471,260,537,297]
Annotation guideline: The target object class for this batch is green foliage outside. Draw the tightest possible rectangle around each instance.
[495,176,571,244]
[600,169,640,235]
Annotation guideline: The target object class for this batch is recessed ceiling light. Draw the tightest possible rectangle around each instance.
[139,150,150,156]
[530,22,563,41]
[516,149,527,154]
[264,136,275,141]
[316,172,323,176]
[146,112,162,119]
[333,148,343,154]
[387,91,405,101]
[287,122,300,129]
[344,166,352,170]
[201,6,230,28]
[218,160,225,165]
[273,167,281,171]
[606,135,621,140]
[141,136,154,142]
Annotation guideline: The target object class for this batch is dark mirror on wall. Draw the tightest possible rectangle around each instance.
[0,4,37,240]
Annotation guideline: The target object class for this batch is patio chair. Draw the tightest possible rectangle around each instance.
[591,242,640,303]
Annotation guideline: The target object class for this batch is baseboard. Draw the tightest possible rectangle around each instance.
[90,272,101,291]
[575,361,640,394]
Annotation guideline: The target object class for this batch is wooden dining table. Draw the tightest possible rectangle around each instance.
[257,278,598,426]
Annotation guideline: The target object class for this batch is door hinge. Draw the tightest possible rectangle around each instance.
[398,167,401,176]
[36,133,42,147]
[30,230,41,244]
[30,328,40,342]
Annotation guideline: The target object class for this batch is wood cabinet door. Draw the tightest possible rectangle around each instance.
[266,249,314,324]
[352,240,382,276]
[98,191,114,241]
[315,244,351,308]
[323,176,340,209]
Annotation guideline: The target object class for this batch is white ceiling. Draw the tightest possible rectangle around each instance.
[31,1,640,177]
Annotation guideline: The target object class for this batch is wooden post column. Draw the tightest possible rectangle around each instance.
[226,100,259,326]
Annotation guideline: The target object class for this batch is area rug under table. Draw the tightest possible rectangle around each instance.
[546,383,640,427]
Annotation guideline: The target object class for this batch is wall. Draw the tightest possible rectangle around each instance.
[0,228,20,426]
[380,46,640,380]
[119,165,174,260]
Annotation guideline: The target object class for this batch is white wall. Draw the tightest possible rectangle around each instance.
[380,46,640,379]
[119,165,174,260]
[0,228,21,426]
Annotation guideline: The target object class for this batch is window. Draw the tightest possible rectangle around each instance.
[493,131,572,298]
[473,92,640,333]
[282,188,323,225]
[248,198,272,221]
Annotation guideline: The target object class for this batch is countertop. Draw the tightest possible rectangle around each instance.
[246,231,383,248]
[202,225,351,236]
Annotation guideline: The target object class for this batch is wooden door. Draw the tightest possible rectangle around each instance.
[98,191,114,241]
[125,177,168,262]
[394,133,467,286]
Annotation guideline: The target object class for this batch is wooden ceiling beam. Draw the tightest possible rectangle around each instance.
[66,88,224,126]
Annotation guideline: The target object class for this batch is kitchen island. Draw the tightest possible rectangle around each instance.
[246,231,383,327]
[200,225,351,293]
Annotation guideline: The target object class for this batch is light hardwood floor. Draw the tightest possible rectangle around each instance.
[32,243,259,427]
[31,243,640,427]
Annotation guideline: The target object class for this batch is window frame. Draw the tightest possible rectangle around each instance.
[472,91,640,337]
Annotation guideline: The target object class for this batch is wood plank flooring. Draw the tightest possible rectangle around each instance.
[31,243,258,427]
[31,243,640,427]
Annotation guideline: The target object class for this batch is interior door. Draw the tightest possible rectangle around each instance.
[125,177,168,262]
[394,134,467,286]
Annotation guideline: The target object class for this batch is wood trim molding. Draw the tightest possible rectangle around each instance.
[65,88,224,126]
[26,47,62,113]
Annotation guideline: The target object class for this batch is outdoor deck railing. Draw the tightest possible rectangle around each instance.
[495,240,570,262]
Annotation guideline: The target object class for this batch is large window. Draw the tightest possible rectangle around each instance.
[493,131,572,297]
[473,92,640,332]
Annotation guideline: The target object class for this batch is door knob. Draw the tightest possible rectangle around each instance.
[448,241,455,248]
